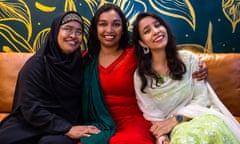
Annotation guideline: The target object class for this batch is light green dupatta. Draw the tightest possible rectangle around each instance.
[80,55,115,144]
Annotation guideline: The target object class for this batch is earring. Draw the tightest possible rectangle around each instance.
[143,47,149,54]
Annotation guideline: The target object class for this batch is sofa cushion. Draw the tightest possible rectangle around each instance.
[0,52,33,119]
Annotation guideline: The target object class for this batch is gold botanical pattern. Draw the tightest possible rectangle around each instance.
[222,0,240,33]
[32,27,50,51]
[0,0,239,53]
[0,0,33,52]
[64,0,77,12]
[109,0,147,31]
[85,0,146,31]
[35,2,56,12]
[149,0,196,31]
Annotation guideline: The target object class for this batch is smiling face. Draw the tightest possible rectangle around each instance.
[97,9,123,49]
[138,16,168,51]
[57,21,83,54]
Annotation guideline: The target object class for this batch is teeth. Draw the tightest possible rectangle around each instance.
[105,35,114,39]
[68,41,76,45]
[155,35,163,42]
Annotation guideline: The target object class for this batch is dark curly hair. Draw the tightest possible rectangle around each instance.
[132,12,186,93]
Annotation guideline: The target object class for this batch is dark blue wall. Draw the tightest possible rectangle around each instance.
[0,0,239,53]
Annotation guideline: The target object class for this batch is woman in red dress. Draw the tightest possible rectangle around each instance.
[80,3,207,144]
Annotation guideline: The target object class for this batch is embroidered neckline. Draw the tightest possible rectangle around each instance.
[156,74,169,84]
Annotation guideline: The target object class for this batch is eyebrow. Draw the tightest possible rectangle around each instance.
[98,19,121,23]
[143,19,159,31]
[143,25,150,31]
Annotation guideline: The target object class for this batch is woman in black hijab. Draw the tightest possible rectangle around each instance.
[0,11,100,144]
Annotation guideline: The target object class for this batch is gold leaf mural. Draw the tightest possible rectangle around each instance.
[35,2,56,12]
[111,0,147,31]
[81,17,90,50]
[222,0,240,33]
[0,0,32,41]
[0,0,239,53]
[85,0,103,15]
[64,0,77,12]
[85,0,147,31]
[204,22,213,53]
[149,0,196,31]
[0,23,33,52]
[178,21,213,53]
[33,28,50,51]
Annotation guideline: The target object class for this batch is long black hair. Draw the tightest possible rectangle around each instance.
[84,3,130,61]
[132,12,186,93]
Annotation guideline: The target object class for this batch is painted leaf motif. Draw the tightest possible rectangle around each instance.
[112,0,147,31]
[35,2,56,12]
[0,23,33,52]
[85,0,102,15]
[222,0,240,33]
[81,17,91,50]
[0,0,32,41]
[64,0,77,12]
[149,0,196,30]
[33,28,50,51]
[85,0,146,31]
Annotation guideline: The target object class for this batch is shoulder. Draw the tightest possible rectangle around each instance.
[20,55,45,78]
[178,50,199,63]
[124,47,137,62]
[125,46,135,54]
[81,50,87,57]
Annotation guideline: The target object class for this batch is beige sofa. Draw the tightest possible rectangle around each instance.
[0,52,240,122]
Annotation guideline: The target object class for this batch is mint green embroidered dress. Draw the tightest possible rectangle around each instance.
[134,50,240,143]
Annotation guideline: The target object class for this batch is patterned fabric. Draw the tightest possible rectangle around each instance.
[171,114,240,144]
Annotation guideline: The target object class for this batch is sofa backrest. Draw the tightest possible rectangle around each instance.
[198,53,240,117]
[0,52,33,120]
[0,52,240,121]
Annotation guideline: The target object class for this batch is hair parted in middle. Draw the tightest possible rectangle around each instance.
[86,3,130,58]
[132,12,186,92]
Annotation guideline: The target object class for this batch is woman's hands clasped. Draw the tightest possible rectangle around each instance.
[150,116,179,144]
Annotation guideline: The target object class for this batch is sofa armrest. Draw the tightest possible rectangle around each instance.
[198,53,240,118]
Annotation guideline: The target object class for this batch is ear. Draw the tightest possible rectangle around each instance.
[138,40,147,48]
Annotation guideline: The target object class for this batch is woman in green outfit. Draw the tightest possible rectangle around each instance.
[132,12,240,144]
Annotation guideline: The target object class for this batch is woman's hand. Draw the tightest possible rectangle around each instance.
[156,135,170,144]
[65,125,101,139]
[192,57,208,81]
[150,117,178,138]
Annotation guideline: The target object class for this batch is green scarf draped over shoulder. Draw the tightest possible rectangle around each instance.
[80,55,115,144]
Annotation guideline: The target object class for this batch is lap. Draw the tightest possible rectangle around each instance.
[0,116,41,144]
[170,114,240,144]
[80,130,111,144]
[110,117,154,144]
[0,116,76,144]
